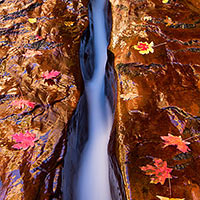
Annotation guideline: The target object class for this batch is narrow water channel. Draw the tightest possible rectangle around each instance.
[76,0,112,199]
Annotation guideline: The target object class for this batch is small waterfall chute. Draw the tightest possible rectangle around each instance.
[76,0,112,199]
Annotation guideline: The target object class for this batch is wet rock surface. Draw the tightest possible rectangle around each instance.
[1,0,200,199]
[109,0,200,199]
[0,0,88,199]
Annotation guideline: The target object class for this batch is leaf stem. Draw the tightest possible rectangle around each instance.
[168,178,172,197]
[184,134,200,141]
[18,86,23,97]
[154,42,167,48]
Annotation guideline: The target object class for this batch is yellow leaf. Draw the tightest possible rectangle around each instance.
[28,18,37,23]
[143,16,152,21]
[156,195,185,200]
[162,0,169,3]
[64,21,74,27]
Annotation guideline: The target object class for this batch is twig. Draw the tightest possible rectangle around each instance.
[154,42,167,48]
[168,178,172,197]
[184,134,200,141]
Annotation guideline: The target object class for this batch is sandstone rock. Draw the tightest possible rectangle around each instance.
[109,0,200,199]
[0,0,88,199]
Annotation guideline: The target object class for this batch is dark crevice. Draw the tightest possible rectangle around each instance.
[0,0,5,4]
[149,17,199,29]
[147,25,200,48]
[162,106,200,120]
[109,128,127,200]
[79,2,94,81]
[1,2,43,21]
[62,93,89,200]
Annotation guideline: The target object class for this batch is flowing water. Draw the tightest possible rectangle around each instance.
[76,0,112,199]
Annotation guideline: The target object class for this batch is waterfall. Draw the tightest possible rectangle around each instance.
[76,0,112,199]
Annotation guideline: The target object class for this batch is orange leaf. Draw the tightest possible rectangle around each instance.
[164,16,177,26]
[161,134,190,153]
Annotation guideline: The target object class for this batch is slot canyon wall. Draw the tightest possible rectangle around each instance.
[1,0,200,200]
[108,0,200,199]
[0,0,88,199]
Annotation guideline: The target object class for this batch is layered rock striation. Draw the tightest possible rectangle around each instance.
[2,0,200,199]
[109,0,200,199]
[0,0,88,199]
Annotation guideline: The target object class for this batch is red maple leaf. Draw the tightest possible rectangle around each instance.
[12,131,37,150]
[134,41,154,54]
[11,99,35,109]
[35,35,43,40]
[161,134,191,153]
[41,70,60,80]
[140,158,173,185]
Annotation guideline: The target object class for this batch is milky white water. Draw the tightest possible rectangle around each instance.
[76,0,112,199]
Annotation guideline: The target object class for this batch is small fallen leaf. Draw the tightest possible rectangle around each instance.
[133,41,154,55]
[28,18,37,23]
[35,35,43,40]
[162,0,169,3]
[143,16,152,21]
[64,21,74,27]
[161,134,191,153]
[12,131,37,150]
[11,99,35,109]
[42,70,60,80]
[140,158,173,185]
[164,16,177,26]
[156,195,184,200]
